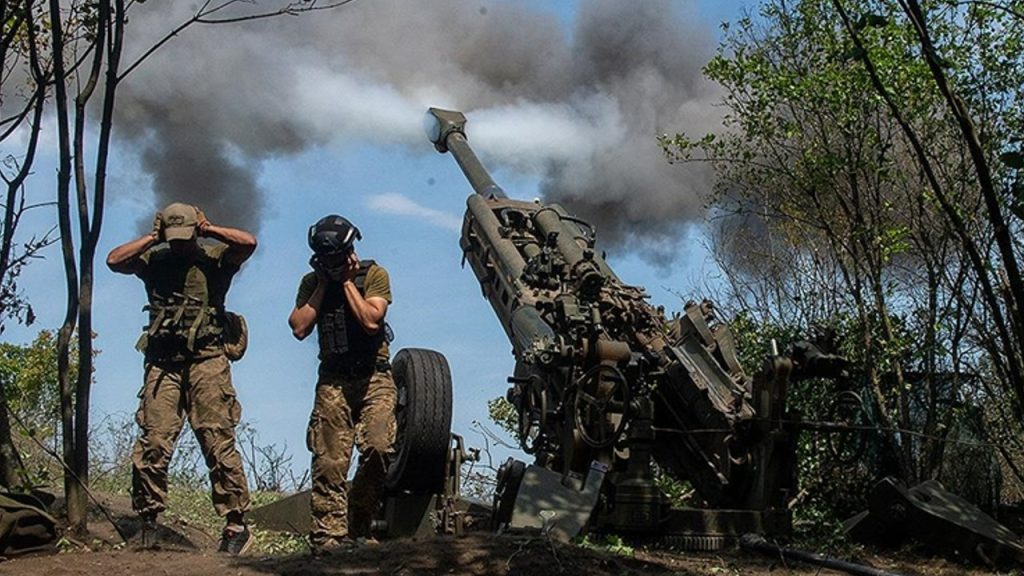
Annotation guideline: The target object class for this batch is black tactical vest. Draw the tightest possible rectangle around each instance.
[317,260,388,369]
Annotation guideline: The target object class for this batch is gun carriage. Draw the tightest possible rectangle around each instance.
[241,108,1024,565]
[425,108,817,545]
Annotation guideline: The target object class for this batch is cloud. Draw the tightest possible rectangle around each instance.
[365,193,462,232]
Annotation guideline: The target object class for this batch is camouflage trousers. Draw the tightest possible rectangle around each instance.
[131,354,251,518]
[307,366,396,544]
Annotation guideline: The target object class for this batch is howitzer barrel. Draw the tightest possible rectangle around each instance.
[426,106,802,537]
[466,194,526,280]
[426,108,507,199]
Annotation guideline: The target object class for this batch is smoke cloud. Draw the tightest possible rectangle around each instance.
[116,0,721,263]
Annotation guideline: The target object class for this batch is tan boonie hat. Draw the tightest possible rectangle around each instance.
[161,202,198,241]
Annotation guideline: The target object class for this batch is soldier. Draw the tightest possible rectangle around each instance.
[288,215,395,554]
[106,202,256,555]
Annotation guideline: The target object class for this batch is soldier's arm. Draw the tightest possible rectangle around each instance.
[201,222,257,266]
[106,234,156,275]
[343,254,389,334]
[343,284,388,334]
[289,276,326,340]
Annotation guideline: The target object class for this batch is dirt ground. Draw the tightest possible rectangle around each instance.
[0,491,1014,576]
[2,529,1010,576]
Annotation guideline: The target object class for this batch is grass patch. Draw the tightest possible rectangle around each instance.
[163,486,312,555]
[577,533,636,557]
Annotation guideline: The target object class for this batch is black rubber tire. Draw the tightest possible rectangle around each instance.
[385,348,454,494]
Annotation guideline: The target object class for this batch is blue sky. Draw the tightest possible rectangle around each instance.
[4,0,751,480]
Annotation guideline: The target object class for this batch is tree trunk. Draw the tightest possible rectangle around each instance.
[47,0,88,535]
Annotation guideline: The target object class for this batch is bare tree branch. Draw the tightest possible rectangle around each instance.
[955,0,1024,22]
[118,0,356,81]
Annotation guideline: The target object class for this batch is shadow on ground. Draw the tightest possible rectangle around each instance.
[236,532,694,576]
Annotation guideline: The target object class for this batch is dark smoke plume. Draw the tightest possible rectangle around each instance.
[117,0,721,262]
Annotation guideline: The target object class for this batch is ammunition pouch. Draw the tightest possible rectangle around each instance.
[222,311,248,362]
[136,294,225,361]
[318,308,352,357]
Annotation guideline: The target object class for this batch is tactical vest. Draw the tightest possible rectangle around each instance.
[136,244,233,361]
[317,260,391,369]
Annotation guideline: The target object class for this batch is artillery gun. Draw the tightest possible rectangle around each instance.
[240,107,1024,563]
[425,107,831,546]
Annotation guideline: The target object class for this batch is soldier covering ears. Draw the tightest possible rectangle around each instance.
[107,202,256,555]
[288,215,396,554]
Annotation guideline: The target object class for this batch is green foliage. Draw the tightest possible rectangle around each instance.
[854,13,889,30]
[0,330,64,431]
[55,536,77,553]
[791,503,860,554]
[727,311,803,371]
[1010,184,1024,222]
[660,0,1024,509]
[653,466,693,508]
[729,311,915,537]
[487,396,518,439]
[0,330,74,485]
[249,525,309,555]
[576,533,635,558]
[165,483,222,528]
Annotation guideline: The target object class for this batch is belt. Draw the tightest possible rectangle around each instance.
[319,358,391,378]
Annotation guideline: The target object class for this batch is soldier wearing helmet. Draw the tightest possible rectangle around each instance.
[106,202,256,555]
[288,215,395,553]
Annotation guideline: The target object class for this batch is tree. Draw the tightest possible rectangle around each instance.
[831,0,1024,483]
[0,330,72,486]
[0,0,57,489]
[44,0,352,534]
[0,331,63,436]
[661,0,1022,490]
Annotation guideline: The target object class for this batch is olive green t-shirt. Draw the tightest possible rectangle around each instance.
[295,262,392,365]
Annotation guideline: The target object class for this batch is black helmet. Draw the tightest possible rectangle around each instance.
[308,214,361,256]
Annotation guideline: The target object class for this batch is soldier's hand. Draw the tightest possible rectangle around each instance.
[194,206,210,236]
[151,211,163,241]
[341,251,360,282]
[309,255,329,284]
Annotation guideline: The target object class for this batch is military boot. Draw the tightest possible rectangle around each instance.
[218,523,253,556]
[138,513,159,550]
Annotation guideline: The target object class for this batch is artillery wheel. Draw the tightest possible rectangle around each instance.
[826,390,870,467]
[572,363,630,448]
[385,348,454,493]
